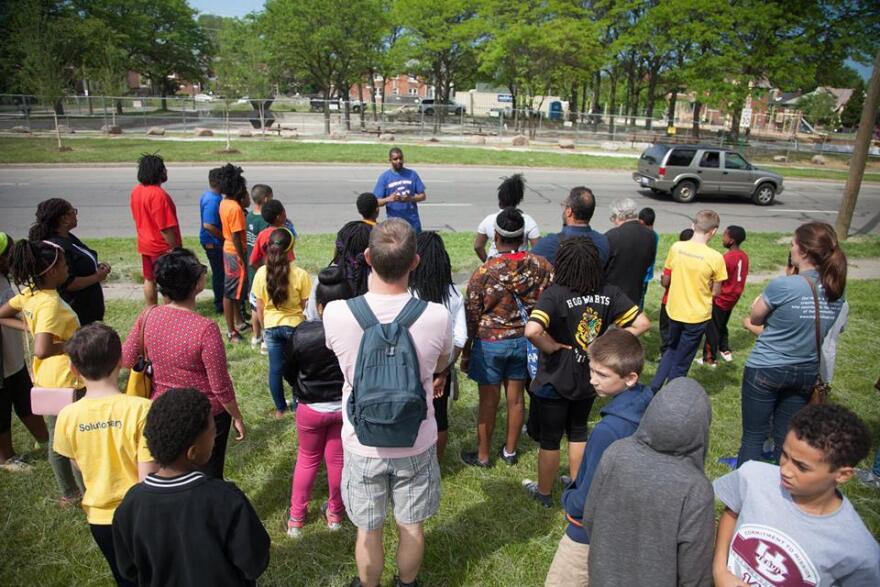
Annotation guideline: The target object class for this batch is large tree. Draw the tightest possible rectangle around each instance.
[264,0,384,134]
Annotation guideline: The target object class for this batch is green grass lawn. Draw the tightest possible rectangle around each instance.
[1,137,878,183]
[2,234,879,586]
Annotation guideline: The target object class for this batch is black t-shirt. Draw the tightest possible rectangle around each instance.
[49,234,104,325]
[529,283,639,400]
[604,221,657,306]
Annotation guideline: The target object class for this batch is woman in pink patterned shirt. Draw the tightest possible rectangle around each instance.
[122,249,246,479]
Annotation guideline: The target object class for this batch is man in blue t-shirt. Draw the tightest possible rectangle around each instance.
[531,186,609,267]
[373,147,426,232]
[199,167,224,314]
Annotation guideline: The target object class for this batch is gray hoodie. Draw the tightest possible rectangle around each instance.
[583,377,715,587]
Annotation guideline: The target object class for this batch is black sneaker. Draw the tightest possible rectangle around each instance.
[460,450,492,468]
[393,576,421,587]
[348,578,364,587]
[522,479,552,508]
[497,445,518,465]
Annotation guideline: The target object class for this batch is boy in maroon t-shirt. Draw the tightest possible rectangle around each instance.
[700,225,748,366]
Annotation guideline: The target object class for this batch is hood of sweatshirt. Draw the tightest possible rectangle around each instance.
[600,383,654,429]
[633,377,711,471]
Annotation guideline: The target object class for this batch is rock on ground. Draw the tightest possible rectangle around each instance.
[811,155,826,165]
[101,125,122,135]
[511,134,529,146]
[146,127,165,136]
[559,139,575,149]
[194,128,213,137]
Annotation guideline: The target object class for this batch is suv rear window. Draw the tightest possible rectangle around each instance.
[640,145,670,164]
[666,148,696,167]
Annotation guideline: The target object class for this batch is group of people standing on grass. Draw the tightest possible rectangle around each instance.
[0,145,878,586]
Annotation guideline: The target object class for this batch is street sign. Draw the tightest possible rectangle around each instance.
[741,107,752,129]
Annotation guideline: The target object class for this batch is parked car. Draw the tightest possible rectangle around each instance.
[418,99,464,116]
[632,143,784,205]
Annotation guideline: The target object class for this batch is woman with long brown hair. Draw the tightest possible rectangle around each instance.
[251,228,311,419]
[735,222,847,467]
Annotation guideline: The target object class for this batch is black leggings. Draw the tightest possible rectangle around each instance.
[201,411,232,479]
[90,524,136,587]
[0,367,33,434]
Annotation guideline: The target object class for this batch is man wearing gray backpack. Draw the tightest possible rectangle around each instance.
[324,218,452,587]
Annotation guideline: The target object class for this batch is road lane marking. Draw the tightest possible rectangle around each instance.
[420,203,471,207]
[774,209,838,213]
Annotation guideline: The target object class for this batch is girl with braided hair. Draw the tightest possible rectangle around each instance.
[251,228,311,419]
[29,198,110,325]
[332,220,372,296]
[409,231,467,460]
[0,239,84,503]
[522,236,650,507]
[473,174,541,261]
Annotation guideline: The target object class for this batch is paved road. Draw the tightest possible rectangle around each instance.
[1,164,878,237]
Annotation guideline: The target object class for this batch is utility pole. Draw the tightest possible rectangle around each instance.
[835,49,880,239]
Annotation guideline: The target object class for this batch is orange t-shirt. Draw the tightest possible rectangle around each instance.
[220,199,246,255]
[130,184,181,256]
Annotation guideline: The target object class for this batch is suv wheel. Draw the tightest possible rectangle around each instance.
[672,180,698,203]
[424,108,434,116]
[752,183,776,206]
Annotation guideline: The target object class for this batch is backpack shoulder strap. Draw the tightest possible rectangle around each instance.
[395,297,428,329]
[346,296,379,330]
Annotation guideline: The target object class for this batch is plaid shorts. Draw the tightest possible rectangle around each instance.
[342,446,440,530]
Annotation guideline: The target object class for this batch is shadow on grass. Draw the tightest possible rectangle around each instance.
[422,478,558,587]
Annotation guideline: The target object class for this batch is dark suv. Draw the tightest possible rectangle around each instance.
[633,144,784,205]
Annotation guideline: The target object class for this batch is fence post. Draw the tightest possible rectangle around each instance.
[182,102,186,133]
[101,96,107,129]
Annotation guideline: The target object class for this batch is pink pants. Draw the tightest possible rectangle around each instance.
[290,403,344,520]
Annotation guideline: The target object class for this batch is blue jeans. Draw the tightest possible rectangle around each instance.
[468,337,528,385]
[203,245,224,314]
[265,326,297,412]
[650,319,708,392]
[737,363,816,467]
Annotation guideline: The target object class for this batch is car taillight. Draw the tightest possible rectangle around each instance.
[659,166,666,178]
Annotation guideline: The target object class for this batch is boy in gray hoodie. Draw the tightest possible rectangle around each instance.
[583,377,715,587]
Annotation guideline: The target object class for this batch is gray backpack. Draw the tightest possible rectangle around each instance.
[345,296,427,447]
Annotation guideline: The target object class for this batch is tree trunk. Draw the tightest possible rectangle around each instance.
[730,104,742,143]
[323,90,331,135]
[644,63,660,131]
[116,99,123,116]
[667,89,678,128]
[53,98,64,116]
[591,71,602,131]
[609,70,618,135]
[369,72,378,122]
[692,101,702,136]
[568,81,579,123]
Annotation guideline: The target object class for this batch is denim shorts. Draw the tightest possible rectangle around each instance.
[468,337,528,385]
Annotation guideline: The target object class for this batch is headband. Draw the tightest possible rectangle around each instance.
[37,240,64,276]
[270,228,295,253]
[494,220,524,239]
[0,232,9,256]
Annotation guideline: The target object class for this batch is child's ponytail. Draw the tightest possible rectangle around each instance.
[266,228,293,307]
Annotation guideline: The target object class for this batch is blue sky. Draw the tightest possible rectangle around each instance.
[189,0,264,18]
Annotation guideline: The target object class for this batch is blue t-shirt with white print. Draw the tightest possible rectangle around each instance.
[373,167,425,232]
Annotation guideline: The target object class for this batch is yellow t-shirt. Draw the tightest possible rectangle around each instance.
[664,240,728,323]
[8,288,80,388]
[53,394,152,524]
[250,264,311,328]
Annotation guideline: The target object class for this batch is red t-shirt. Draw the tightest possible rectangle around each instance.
[714,249,749,311]
[249,227,294,268]
[130,184,180,256]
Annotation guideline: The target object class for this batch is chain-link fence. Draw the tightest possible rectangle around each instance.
[2,94,875,159]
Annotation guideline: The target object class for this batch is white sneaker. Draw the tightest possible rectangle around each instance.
[250,336,263,348]
[694,357,704,366]
[720,351,733,362]
[260,341,269,356]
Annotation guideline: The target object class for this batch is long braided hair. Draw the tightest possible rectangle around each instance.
[410,231,453,306]
[29,198,73,241]
[8,239,64,290]
[266,228,293,307]
[332,220,371,296]
[554,236,603,295]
